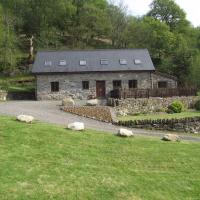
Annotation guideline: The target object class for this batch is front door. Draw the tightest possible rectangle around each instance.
[96,81,106,98]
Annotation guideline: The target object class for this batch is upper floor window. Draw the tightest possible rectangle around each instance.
[44,61,52,66]
[158,81,167,88]
[100,59,109,65]
[51,81,59,92]
[113,80,122,90]
[80,60,87,66]
[119,59,127,65]
[129,80,137,89]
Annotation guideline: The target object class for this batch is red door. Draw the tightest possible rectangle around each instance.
[96,81,106,98]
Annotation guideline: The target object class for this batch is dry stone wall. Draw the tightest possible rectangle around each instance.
[117,117,200,134]
[113,96,199,115]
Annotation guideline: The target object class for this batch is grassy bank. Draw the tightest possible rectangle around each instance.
[118,110,200,121]
[0,75,35,92]
[0,116,200,199]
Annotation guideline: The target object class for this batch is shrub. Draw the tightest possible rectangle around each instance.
[167,101,184,114]
[195,100,200,111]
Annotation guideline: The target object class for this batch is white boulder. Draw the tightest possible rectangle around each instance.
[62,97,75,107]
[17,115,34,123]
[162,134,180,142]
[86,99,98,106]
[117,128,134,137]
[67,122,85,131]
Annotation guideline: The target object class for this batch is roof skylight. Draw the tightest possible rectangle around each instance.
[119,59,127,65]
[59,60,67,66]
[80,60,87,66]
[134,59,142,64]
[100,59,109,65]
[44,61,52,66]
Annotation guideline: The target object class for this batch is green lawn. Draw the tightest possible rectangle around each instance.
[0,116,200,200]
[118,110,200,121]
[0,75,35,92]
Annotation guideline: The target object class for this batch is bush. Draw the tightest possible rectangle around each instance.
[167,101,184,114]
[195,100,200,111]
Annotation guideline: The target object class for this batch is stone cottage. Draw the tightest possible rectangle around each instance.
[32,49,177,100]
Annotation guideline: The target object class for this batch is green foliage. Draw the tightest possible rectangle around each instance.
[167,101,184,113]
[195,100,200,111]
[148,0,189,32]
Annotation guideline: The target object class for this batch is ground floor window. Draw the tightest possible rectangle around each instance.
[113,80,122,89]
[51,81,59,92]
[129,80,137,89]
[82,81,89,90]
[158,81,168,88]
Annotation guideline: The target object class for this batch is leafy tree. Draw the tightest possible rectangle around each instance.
[0,5,18,74]
[148,0,189,32]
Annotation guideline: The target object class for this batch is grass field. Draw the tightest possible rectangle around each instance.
[0,116,200,200]
[118,110,200,121]
[0,75,35,92]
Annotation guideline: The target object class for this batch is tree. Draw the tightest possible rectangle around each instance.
[106,3,127,48]
[0,5,18,74]
[147,0,189,32]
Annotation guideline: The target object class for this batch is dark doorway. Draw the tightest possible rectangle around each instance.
[96,81,106,98]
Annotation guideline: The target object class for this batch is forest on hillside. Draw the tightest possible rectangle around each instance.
[0,0,200,88]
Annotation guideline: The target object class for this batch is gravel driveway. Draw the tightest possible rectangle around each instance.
[0,100,200,142]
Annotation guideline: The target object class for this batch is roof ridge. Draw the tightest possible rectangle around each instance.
[37,49,148,53]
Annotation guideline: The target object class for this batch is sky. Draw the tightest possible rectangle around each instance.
[120,0,200,27]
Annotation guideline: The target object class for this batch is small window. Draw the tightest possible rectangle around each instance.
[100,59,109,65]
[158,81,167,88]
[119,59,127,65]
[51,82,59,92]
[44,61,52,66]
[80,60,86,66]
[129,80,137,89]
[134,59,142,65]
[82,81,89,90]
[59,60,67,66]
[113,80,122,89]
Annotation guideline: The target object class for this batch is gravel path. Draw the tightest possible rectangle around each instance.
[0,101,200,142]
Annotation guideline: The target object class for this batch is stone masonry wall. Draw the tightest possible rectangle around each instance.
[114,96,199,115]
[36,72,152,100]
[117,117,200,134]
[151,73,177,88]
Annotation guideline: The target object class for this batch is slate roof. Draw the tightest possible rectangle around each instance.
[32,49,155,74]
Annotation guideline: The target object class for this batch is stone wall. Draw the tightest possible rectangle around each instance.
[117,117,200,134]
[0,91,36,101]
[36,72,153,100]
[151,73,177,88]
[113,96,199,115]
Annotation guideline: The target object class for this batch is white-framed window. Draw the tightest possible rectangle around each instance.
[59,60,67,66]
[80,60,87,66]
[119,59,127,65]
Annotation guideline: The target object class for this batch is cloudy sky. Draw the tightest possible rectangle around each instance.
[120,0,200,27]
